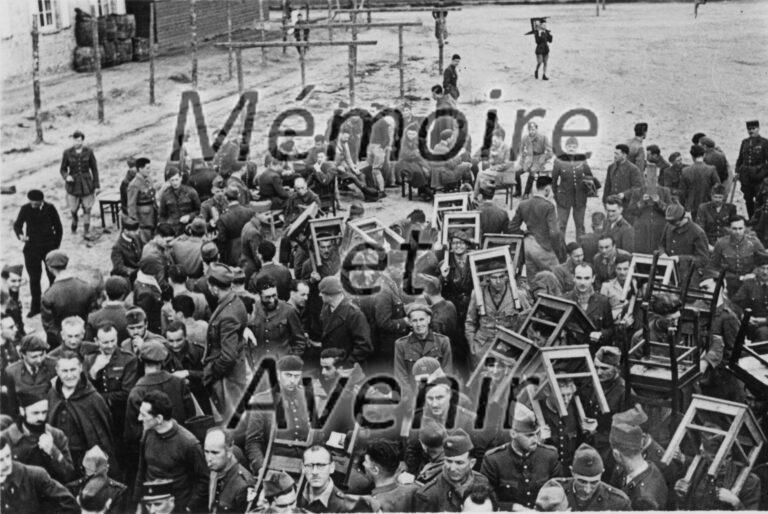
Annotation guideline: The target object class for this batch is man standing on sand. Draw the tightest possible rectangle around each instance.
[443,54,460,100]
[60,130,99,240]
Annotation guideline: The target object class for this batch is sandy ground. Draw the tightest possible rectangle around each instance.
[2,1,768,332]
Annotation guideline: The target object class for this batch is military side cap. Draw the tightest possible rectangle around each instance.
[45,250,69,269]
[17,390,47,409]
[701,422,725,455]
[535,484,569,511]
[263,471,295,500]
[140,340,168,363]
[406,302,432,317]
[277,354,304,372]
[319,276,343,295]
[419,418,447,448]
[612,404,648,427]
[349,202,365,216]
[208,263,234,286]
[82,445,109,475]
[20,334,49,352]
[78,475,112,512]
[2,264,23,277]
[572,443,603,477]
[651,292,682,316]
[444,428,473,457]
[142,479,174,500]
[122,214,140,230]
[510,402,539,434]
[668,151,681,163]
[412,356,441,377]
[665,203,685,222]
[27,189,44,201]
[747,120,760,129]
[595,346,621,367]
[105,276,131,299]
[610,422,643,453]
[449,229,473,244]
[201,241,220,262]
[232,267,246,283]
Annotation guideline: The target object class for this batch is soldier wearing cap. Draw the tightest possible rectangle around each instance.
[535,483,569,511]
[543,443,630,511]
[411,418,447,484]
[60,130,99,239]
[317,276,372,366]
[75,474,119,514]
[4,334,57,398]
[124,339,195,445]
[551,136,595,239]
[709,214,765,295]
[203,427,253,513]
[413,428,491,512]
[41,250,98,349]
[609,422,668,510]
[661,152,684,201]
[394,303,453,394]
[480,403,562,510]
[204,263,249,418]
[127,157,158,243]
[216,186,256,266]
[249,275,307,362]
[65,445,128,514]
[603,144,643,204]
[696,183,737,246]
[158,167,201,235]
[510,176,563,276]
[119,307,166,356]
[261,470,300,512]
[731,250,768,340]
[660,202,710,287]
[110,215,143,284]
[141,479,176,514]
[2,264,25,337]
[736,120,768,218]
[13,189,63,317]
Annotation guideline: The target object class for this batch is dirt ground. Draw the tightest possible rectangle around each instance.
[2,1,767,332]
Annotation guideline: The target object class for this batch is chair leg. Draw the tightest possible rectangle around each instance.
[401,180,406,198]
[408,183,413,201]
[100,202,106,229]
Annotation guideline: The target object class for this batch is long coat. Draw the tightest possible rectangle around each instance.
[320,299,373,365]
[1,461,79,514]
[203,290,249,418]
[217,204,256,266]
[552,153,594,209]
[625,185,671,253]
[41,274,97,347]
[603,159,642,203]
[680,161,720,218]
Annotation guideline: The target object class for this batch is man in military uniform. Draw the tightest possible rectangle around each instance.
[480,403,562,510]
[1,264,25,336]
[408,418,447,485]
[413,429,491,512]
[626,122,647,173]
[661,203,710,287]
[127,157,157,244]
[85,323,138,443]
[5,334,57,398]
[540,378,593,469]
[64,446,128,514]
[394,304,453,395]
[661,152,685,201]
[363,440,419,512]
[204,427,253,513]
[609,422,667,509]
[696,184,736,247]
[110,216,143,284]
[140,479,176,514]
[120,307,165,356]
[59,130,99,239]
[735,120,768,218]
[250,276,307,362]
[299,445,371,513]
[0,437,79,514]
[710,214,766,296]
[543,443,631,511]
[163,321,209,414]
[602,144,642,204]
[731,251,768,340]
[261,470,300,513]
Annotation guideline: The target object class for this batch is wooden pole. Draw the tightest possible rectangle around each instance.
[90,6,104,123]
[327,0,333,41]
[227,0,233,79]
[398,25,404,99]
[347,44,355,106]
[596,0,599,16]
[149,1,156,105]
[438,29,444,74]
[191,0,198,88]
[236,48,243,93]
[299,47,306,89]
[351,12,358,78]
[282,0,288,55]
[31,16,44,143]
[305,3,310,21]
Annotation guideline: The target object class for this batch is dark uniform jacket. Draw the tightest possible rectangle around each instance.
[697,202,736,246]
[159,184,201,231]
[4,357,58,397]
[544,477,631,511]
[1,422,76,484]
[299,482,373,513]
[603,160,642,203]
[731,277,768,318]
[710,234,765,287]
[60,146,99,197]
[65,474,127,514]
[250,300,307,359]
[478,200,510,236]
[370,481,419,512]
[480,442,562,510]
[203,291,249,388]
[563,291,614,348]
[320,299,373,365]
[413,471,491,512]
[86,302,130,342]
[679,459,761,510]
[602,217,635,253]
[250,263,293,302]
[258,169,290,208]
[552,154,594,209]
[442,64,459,99]
[163,340,206,397]
[660,220,710,281]
[510,195,562,253]
[622,461,668,510]
[83,348,138,439]
[0,461,79,514]
[110,233,142,282]
[240,216,264,281]
[540,399,581,468]
[370,276,411,372]
[581,375,629,456]
[625,186,671,253]
[217,204,256,266]
[394,331,453,392]
[124,371,196,443]
[41,274,97,347]
[127,174,157,229]
[681,162,720,218]
[208,455,254,513]
[736,135,768,184]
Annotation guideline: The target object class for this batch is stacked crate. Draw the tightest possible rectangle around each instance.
[73,12,136,72]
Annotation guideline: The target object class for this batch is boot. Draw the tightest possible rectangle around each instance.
[534,69,539,79]
[83,224,91,240]
[71,214,78,234]
[542,75,549,81]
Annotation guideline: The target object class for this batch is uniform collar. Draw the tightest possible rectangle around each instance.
[304,480,334,507]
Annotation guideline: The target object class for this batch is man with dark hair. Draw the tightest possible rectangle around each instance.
[477,187,509,236]
[510,175,563,277]
[167,264,209,318]
[645,144,669,174]
[465,269,519,368]
[0,315,21,369]
[317,347,346,395]
[66,446,128,514]
[709,215,765,295]
[258,154,291,209]
[240,212,266,283]
[249,241,292,301]
[735,120,768,218]
[318,276,372,366]
[216,186,256,266]
[681,144,720,220]
[443,54,460,99]
[127,157,157,244]
[298,444,370,512]
[599,252,633,321]
[60,130,99,239]
[13,189,62,318]
[4,335,57,398]
[133,390,208,511]
[133,259,164,335]
[565,264,615,351]
[163,320,207,411]
[603,145,642,203]
[288,279,311,333]
[579,212,606,265]
[110,215,143,284]
[169,295,208,347]
[139,223,175,285]
[696,183,737,246]
[158,167,201,235]
[731,253,768,340]
[626,122,647,172]
[364,440,418,512]
[418,274,460,359]
[250,275,307,361]
[395,304,452,393]
[0,436,80,514]
[204,427,253,513]
[2,264,25,334]
[602,196,635,252]
[0,391,76,484]
[660,204,710,286]
[41,250,97,349]
[86,277,130,341]
[47,351,118,478]
[204,264,249,418]
[661,152,685,201]
[168,218,207,279]
[593,235,631,288]
[553,242,584,293]
[700,137,730,185]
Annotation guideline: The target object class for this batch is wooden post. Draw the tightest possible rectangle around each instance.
[327,0,333,41]
[258,0,266,64]
[351,12,358,78]
[282,0,288,55]
[596,0,599,16]
[398,25,404,99]
[90,6,104,123]
[191,0,198,88]
[31,16,44,143]
[236,48,243,93]
[437,28,444,74]
[227,0,233,79]
[299,47,306,89]
[149,1,156,105]
[347,44,355,106]
[305,3,310,20]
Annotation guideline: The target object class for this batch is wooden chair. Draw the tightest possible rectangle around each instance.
[517,294,596,348]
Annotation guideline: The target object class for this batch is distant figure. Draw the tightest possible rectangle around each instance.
[294,13,310,55]
[529,18,552,80]
[443,54,460,99]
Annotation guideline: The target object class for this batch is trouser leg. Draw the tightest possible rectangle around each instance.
[557,204,570,235]
[24,249,44,313]
[573,205,587,239]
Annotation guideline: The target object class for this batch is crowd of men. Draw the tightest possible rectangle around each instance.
[1,107,768,514]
